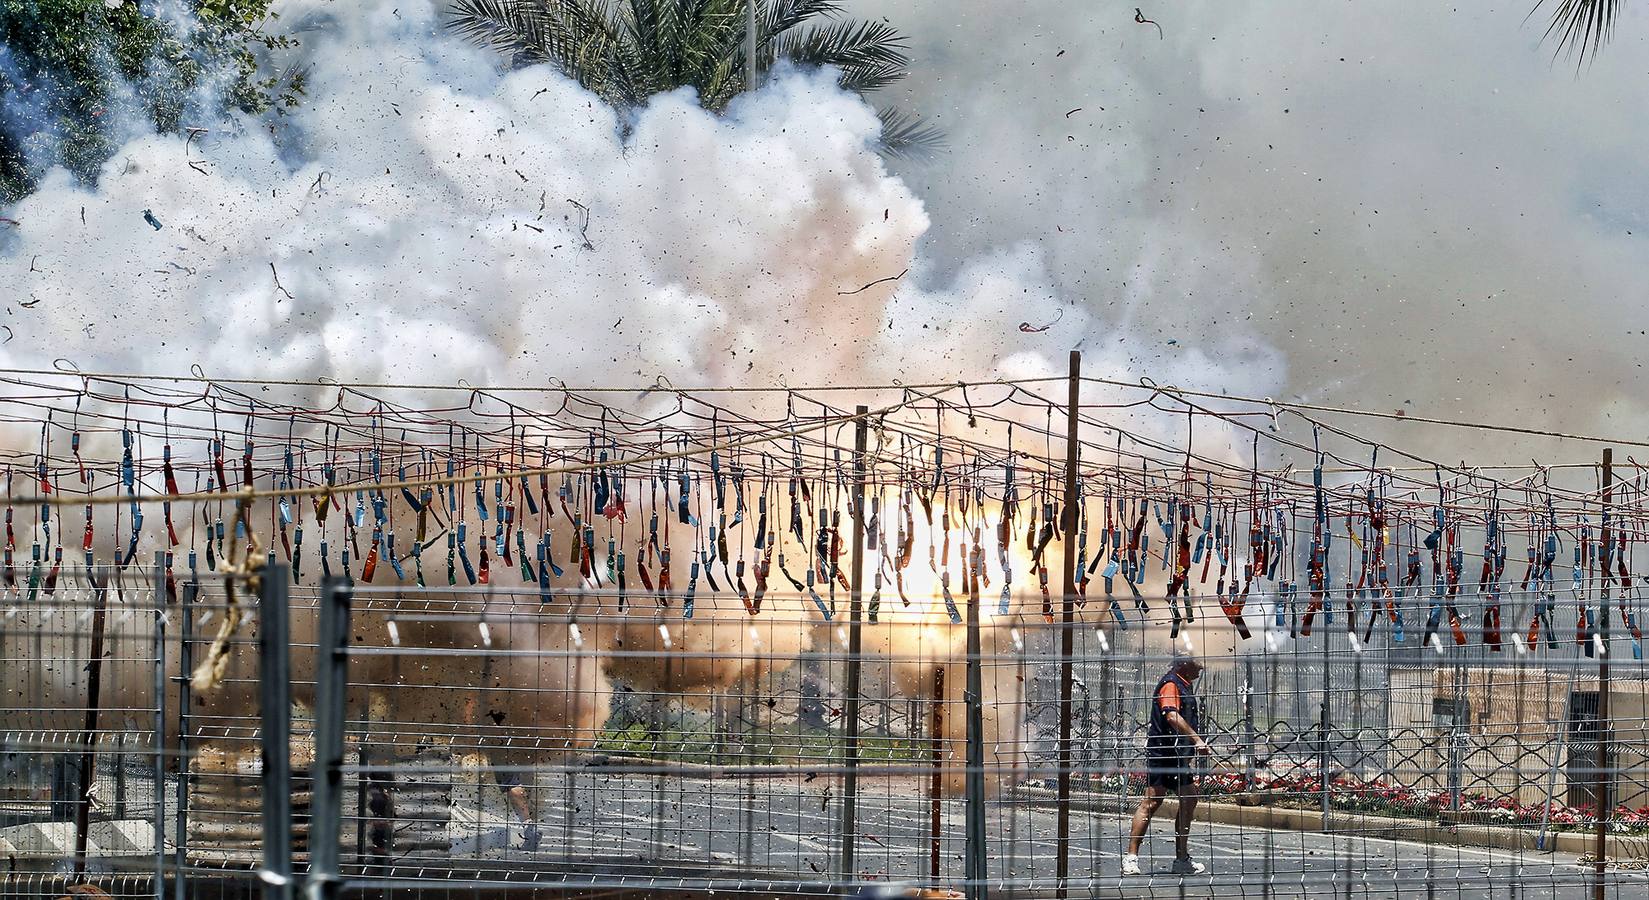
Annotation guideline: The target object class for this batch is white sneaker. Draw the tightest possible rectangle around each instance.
[1170,857,1207,875]
[1121,853,1141,876]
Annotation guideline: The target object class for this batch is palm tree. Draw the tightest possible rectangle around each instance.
[1539,0,1622,63]
[446,0,940,157]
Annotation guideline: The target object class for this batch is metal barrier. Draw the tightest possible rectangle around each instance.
[4,560,1648,898]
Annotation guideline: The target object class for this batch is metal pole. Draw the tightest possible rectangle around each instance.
[175,579,196,900]
[1244,658,1257,785]
[307,577,352,900]
[152,553,168,900]
[1320,623,1332,826]
[964,555,989,900]
[929,666,945,885]
[1054,350,1080,898]
[745,0,759,88]
[73,567,109,881]
[840,406,869,884]
[1449,665,1464,813]
[1352,653,1364,776]
[1595,448,1613,900]
[260,564,294,900]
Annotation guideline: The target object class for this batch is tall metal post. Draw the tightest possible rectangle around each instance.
[175,579,196,900]
[307,577,352,900]
[745,0,759,87]
[1244,657,1257,785]
[929,666,945,885]
[1054,350,1080,897]
[259,565,294,900]
[1320,623,1332,825]
[1595,448,1613,900]
[152,553,168,900]
[964,554,989,899]
[839,406,869,884]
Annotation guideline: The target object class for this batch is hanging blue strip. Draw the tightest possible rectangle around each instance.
[517,529,534,583]
[387,533,406,580]
[940,572,961,624]
[536,537,552,603]
[401,466,423,513]
[521,474,539,515]
[457,521,476,584]
[543,531,564,578]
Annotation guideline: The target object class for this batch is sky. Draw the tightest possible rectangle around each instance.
[852,0,1649,466]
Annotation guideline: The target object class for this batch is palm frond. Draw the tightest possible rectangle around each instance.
[874,106,942,161]
[446,0,935,162]
[671,0,745,93]
[1537,0,1621,64]
[447,0,555,64]
[449,1,645,104]
[763,0,840,39]
[773,18,909,94]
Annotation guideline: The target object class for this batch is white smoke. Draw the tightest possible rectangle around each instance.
[0,0,1280,436]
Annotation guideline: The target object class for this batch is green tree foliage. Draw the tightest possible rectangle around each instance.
[447,0,940,158]
[0,0,302,203]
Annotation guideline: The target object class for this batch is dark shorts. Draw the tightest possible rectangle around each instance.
[1145,752,1196,792]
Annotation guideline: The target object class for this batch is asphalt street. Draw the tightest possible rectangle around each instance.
[478,770,1647,899]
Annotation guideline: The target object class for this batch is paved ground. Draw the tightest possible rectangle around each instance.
[7,767,1644,898]
[484,770,1646,898]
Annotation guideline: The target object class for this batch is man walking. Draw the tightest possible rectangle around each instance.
[1122,652,1210,876]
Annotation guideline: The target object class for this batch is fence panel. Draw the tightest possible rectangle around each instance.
[5,573,1647,898]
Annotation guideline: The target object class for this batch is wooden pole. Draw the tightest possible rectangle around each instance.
[1054,350,1081,897]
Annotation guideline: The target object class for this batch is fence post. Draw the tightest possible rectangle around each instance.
[1319,624,1331,826]
[152,552,168,900]
[307,577,352,900]
[1244,657,1256,785]
[839,406,869,884]
[1448,665,1464,813]
[965,552,989,900]
[1595,448,1613,900]
[929,666,945,886]
[175,579,196,900]
[72,567,110,881]
[1055,350,1080,898]
[259,564,294,900]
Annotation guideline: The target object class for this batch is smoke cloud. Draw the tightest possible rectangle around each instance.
[856,0,1649,464]
[0,0,1281,426]
[0,0,1298,806]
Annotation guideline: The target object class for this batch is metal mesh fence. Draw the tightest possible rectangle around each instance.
[0,566,168,896]
[8,562,1645,899]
